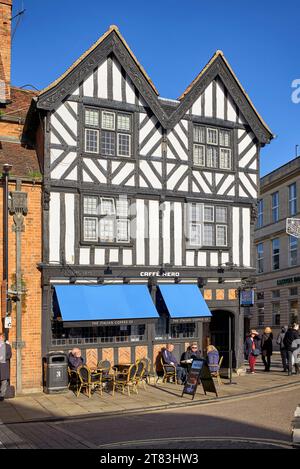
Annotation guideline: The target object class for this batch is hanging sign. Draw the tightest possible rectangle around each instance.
[240,289,254,307]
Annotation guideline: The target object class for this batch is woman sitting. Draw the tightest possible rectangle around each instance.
[206,345,220,373]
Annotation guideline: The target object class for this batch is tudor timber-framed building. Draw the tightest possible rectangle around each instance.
[24,25,273,371]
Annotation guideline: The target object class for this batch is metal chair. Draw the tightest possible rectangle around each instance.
[77,365,103,398]
[209,356,224,385]
[113,363,138,396]
[160,357,177,383]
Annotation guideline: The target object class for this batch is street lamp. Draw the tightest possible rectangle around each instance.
[2,164,12,336]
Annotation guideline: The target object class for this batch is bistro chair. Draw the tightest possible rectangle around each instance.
[140,357,152,385]
[77,365,103,398]
[67,367,80,394]
[209,356,224,386]
[160,357,177,384]
[135,360,146,390]
[113,363,138,396]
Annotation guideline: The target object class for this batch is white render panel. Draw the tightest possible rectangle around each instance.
[198,251,207,267]
[174,202,182,266]
[83,158,106,184]
[166,143,176,159]
[221,252,229,265]
[227,94,237,122]
[125,76,135,104]
[149,200,159,266]
[79,248,90,265]
[167,131,188,160]
[82,170,93,183]
[186,251,195,267]
[239,145,257,168]
[50,132,60,145]
[162,202,171,264]
[136,199,145,265]
[239,172,257,198]
[232,207,240,266]
[65,167,77,181]
[217,175,235,195]
[123,249,133,265]
[50,149,64,165]
[203,172,213,185]
[51,114,76,146]
[112,163,134,185]
[204,82,213,117]
[249,173,257,186]
[239,185,249,198]
[68,101,78,114]
[140,129,162,156]
[215,173,223,186]
[192,171,212,194]
[97,60,108,99]
[210,252,219,267]
[125,175,135,186]
[49,192,60,263]
[174,123,188,148]
[109,249,119,263]
[238,132,255,155]
[112,58,122,102]
[65,193,75,264]
[94,249,105,265]
[140,161,162,189]
[56,104,77,135]
[192,95,202,116]
[51,152,77,180]
[73,87,79,96]
[167,165,187,190]
[177,177,188,192]
[83,73,94,97]
[216,80,225,120]
[242,208,251,267]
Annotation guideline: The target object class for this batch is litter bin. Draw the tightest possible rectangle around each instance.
[43,352,68,394]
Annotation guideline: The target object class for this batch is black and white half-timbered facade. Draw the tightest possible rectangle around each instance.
[24,26,273,370]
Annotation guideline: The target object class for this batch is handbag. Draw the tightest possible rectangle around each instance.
[252,348,260,356]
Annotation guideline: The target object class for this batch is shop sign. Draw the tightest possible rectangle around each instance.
[91,320,134,326]
[172,317,211,323]
[277,276,300,286]
[240,289,254,307]
[139,271,180,277]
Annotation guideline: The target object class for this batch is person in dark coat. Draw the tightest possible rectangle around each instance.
[0,332,12,401]
[276,326,288,372]
[68,348,85,371]
[162,343,186,384]
[283,323,300,375]
[180,343,202,373]
[261,327,273,372]
[244,329,261,374]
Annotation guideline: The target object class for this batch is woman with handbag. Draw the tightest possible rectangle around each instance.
[261,327,273,372]
[244,330,261,374]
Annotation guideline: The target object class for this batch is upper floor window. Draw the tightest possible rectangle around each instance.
[257,243,264,273]
[193,125,232,170]
[188,203,228,247]
[289,183,297,216]
[289,235,298,266]
[257,199,264,228]
[83,195,130,243]
[272,192,279,223]
[272,238,280,270]
[84,109,132,157]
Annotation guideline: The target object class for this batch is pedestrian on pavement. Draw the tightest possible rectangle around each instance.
[276,325,289,372]
[162,343,186,384]
[68,348,85,371]
[206,345,220,373]
[180,343,202,373]
[291,337,300,375]
[244,329,261,374]
[283,323,300,375]
[0,332,12,401]
[261,327,273,372]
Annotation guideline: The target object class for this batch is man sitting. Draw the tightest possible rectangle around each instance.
[162,343,186,384]
[68,348,85,371]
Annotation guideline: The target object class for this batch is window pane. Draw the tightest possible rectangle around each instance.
[206,146,218,167]
[116,199,128,217]
[117,114,131,131]
[207,128,218,145]
[118,133,130,156]
[203,224,214,245]
[216,206,227,223]
[272,238,280,270]
[289,183,297,216]
[193,126,205,143]
[85,109,99,127]
[216,225,227,246]
[257,199,263,228]
[117,219,129,242]
[289,235,297,266]
[189,203,202,222]
[204,206,214,222]
[101,198,115,215]
[219,148,231,169]
[84,217,98,241]
[102,111,115,130]
[99,218,114,241]
[101,131,115,155]
[219,130,230,147]
[84,196,98,215]
[85,129,99,153]
[193,144,205,166]
[272,192,279,222]
[189,223,201,245]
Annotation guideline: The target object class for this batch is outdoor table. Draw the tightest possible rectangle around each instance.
[113,363,131,372]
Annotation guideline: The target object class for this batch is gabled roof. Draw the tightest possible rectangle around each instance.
[36,25,273,145]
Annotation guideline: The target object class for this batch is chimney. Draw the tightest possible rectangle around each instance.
[0,0,12,103]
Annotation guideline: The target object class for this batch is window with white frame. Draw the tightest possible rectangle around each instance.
[193,125,232,169]
[84,108,132,157]
[83,196,130,243]
[187,203,228,247]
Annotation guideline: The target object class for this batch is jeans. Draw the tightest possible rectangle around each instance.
[280,349,289,371]
[0,379,8,398]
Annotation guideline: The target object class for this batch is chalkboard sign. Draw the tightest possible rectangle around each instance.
[182,359,218,399]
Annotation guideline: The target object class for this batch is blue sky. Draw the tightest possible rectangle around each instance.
[11,0,300,176]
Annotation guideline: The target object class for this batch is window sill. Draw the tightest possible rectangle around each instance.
[192,166,234,173]
[80,242,134,248]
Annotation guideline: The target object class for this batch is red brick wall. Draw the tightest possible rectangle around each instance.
[0,1,12,101]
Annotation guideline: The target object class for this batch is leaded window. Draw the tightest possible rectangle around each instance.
[187,203,228,247]
[193,125,233,169]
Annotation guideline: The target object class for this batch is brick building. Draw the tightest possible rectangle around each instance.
[253,156,300,337]
[0,0,42,393]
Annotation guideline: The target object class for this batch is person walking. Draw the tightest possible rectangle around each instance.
[0,332,12,401]
[276,326,288,372]
[261,327,273,372]
[283,323,300,375]
[244,330,261,374]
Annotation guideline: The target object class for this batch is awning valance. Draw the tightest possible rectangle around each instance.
[158,284,212,319]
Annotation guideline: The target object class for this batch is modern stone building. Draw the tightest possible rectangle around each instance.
[253,156,300,337]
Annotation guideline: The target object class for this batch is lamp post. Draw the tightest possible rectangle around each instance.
[2,164,12,336]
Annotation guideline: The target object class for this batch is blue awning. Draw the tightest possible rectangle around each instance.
[158,284,211,318]
[54,284,159,321]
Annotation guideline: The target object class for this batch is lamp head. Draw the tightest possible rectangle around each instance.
[2,164,12,174]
